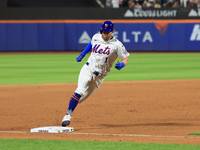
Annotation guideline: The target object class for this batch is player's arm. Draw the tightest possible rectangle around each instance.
[76,42,92,62]
[115,57,128,70]
[121,57,128,66]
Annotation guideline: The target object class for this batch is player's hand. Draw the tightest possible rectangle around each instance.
[76,52,85,62]
[115,60,125,70]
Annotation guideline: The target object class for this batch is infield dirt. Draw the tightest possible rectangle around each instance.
[0,80,200,145]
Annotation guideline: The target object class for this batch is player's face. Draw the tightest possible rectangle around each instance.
[101,31,113,41]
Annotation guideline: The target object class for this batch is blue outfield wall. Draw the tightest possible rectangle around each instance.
[0,22,200,52]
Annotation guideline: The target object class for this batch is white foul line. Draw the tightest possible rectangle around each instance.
[0,131,200,139]
[0,131,27,134]
[68,132,200,139]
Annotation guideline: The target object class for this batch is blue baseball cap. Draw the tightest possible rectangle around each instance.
[100,21,115,33]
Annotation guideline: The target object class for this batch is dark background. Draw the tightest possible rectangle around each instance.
[0,0,198,20]
[7,0,99,7]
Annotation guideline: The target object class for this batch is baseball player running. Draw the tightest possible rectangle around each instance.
[61,20,130,127]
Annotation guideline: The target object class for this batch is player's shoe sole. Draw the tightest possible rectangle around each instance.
[61,115,71,127]
[61,121,70,127]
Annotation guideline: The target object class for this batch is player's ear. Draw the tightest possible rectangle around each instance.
[112,30,115,34]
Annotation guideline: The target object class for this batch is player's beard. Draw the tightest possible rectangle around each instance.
[102,34,111,41]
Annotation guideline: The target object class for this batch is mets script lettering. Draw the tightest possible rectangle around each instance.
[92,44,110,55]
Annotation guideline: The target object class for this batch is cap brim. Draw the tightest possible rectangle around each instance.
[101,29,113,32]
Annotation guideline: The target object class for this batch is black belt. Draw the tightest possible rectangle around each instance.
[86,62,100,76]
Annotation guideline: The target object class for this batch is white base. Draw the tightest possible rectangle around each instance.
[30,126,74,133]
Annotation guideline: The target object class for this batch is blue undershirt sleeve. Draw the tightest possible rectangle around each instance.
[82,42,92,54]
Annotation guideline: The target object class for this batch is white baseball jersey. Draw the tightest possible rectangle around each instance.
[88,33,130,76]
[75,33,130,103]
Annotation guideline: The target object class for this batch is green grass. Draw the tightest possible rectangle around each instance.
[189,131,200,135]
[0,53,200,85]
[1,139,200,150]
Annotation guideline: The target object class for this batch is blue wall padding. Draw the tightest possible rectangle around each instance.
[38,23,54,51]
[53,23,65,50]
[23,23,38,51]
[7,23,23,50]
[169,24,185,51]
[0,22,199,52]
[0,24,7,50]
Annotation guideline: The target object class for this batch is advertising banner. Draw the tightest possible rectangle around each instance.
[1,7,200,20]
[0,21,200,52]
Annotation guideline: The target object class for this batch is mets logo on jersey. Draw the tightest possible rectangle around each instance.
[122,45,128,54]
[124,49,128,54]
[92,44,110,55]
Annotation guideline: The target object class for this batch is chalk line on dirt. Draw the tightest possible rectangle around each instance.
[0,131,200,139]
[69,132,200,139]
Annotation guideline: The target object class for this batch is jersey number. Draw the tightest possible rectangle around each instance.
[105,57,108,63]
